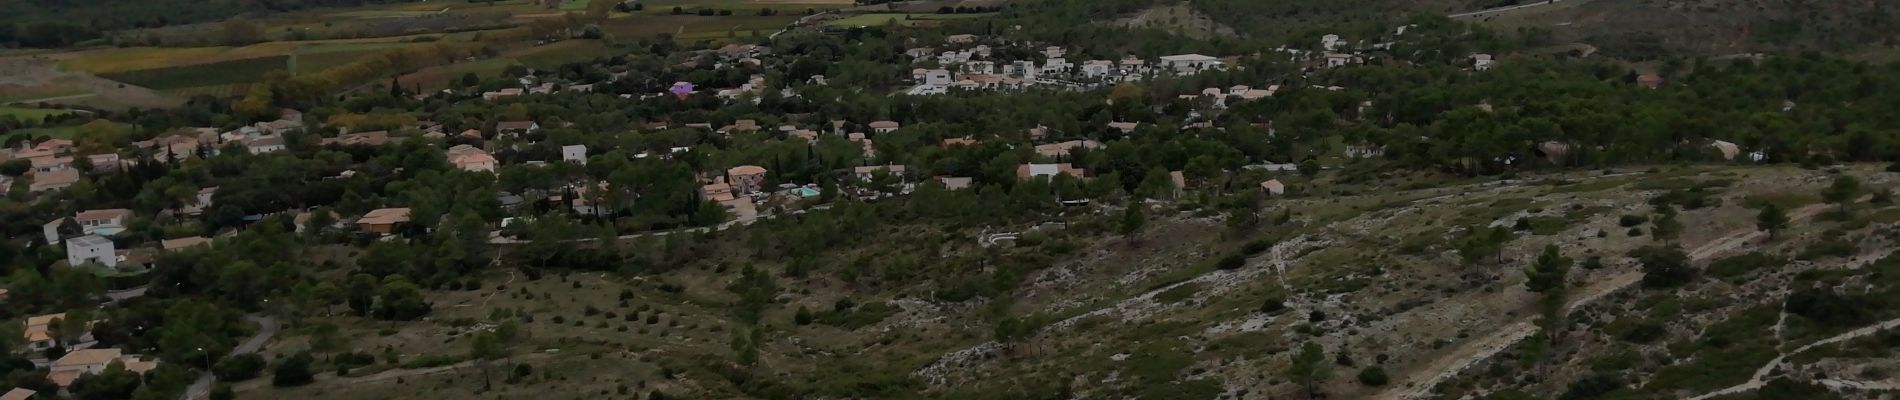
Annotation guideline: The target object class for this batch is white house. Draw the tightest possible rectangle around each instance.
[1042,46,1066,58]
[245,136,285,154]
[65,235,115,268]
[1041,58,1071,75]
[1321,34,1344,51]
[1472,54,1495,71]
[965,61,996,75]
[562,145,588,165]
[1158,54,1223,74]
[923,69,953,86]
[1325,53,1360,68]
[1081,60,1113,78]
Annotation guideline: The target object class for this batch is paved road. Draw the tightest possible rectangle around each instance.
[1448,0,1563,18]
[179,315,278,400]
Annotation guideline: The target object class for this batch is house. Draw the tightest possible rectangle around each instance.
[945,34,977,44]
[245,136,285,154]
[569,182,613,216]
[701,180,736,203]
[1107,122,1140,134]
[562,145,587,164]
[869,121,901,133]
[65,235,115,267]
[160,236,212,252]
[727,165,768,194]
[356,208,411,234]
[496,121,540,135]
[1,388,33,400]
[73,209,131,235]
[29,169,81,193]
[180,187,217,216]
[1158,54,1223,73]
[47,348,158,389]
[148,134,205,162]
[1471,54,1495,71]
[1324,53,1360,68]
[923,69,952,86]
[1081,60,1113,78]
[447,145,498,173]
[30,155,72,173]
[937,176,974,190]
[1321,34,1344,51]
[1035,140,1104,158]
[322,131,390,147]
[1017,163,1086,180]
[483,88,524,101]
[853,165,907,182]
[460,129,484,140]
[1261,179,1286,196]
[33,138,74,153]
[1170,171,1188,190]
[85,153,123,171]
[965,60,996,75]
[1043,46,1066,58]
[1028,125,1050,140]
[1637,73,1665,89]
[941,138,977,148]
[1042,58,1072,75]
[22,313,89,352]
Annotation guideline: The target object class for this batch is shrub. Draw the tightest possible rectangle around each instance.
[1240,239,1273,255]
[1357,366,1389,386]
[1260,296,1286,314]
[1618,214,1649,227]
[1214,254,1247,270]
[272,352,315,387]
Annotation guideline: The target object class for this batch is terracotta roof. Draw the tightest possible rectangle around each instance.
[1,388,35,400]
[75,208,132,222]
[728,165,767,176]
[868,121,900,129]
[161,236,211,251]
[52,348,122,370]
[357,208,412,225]
[31,169,81,189]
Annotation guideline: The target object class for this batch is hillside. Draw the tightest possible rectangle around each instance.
[224,165,1900,399]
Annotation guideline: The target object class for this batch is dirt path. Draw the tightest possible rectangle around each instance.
[1690,317,1900,399]
[1374,201,1835,400]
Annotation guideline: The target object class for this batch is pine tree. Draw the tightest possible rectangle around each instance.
[1756,203,1789,240]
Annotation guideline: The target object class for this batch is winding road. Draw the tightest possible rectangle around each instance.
[179,315,279,400]
[1372,201,1838,400]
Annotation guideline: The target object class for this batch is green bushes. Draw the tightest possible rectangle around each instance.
[1357,366,1389,386]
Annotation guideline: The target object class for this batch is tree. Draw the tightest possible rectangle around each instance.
[1650,207,1681,242]
[272,351,315,387]
[470,329,506,389]
[1524,245,1570,293]
[1458,226,1511,267]
[1633,245,1694,288]
[1757,203,1789,240]
[212,353,266,382]
[1822,175,1861,215]
[69,360,141,400]
[1287,342,1331,398]
[1298,159,1321,178]
[1118,204,1147,244]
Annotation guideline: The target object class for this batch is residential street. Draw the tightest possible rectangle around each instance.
[179,315,278,400]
